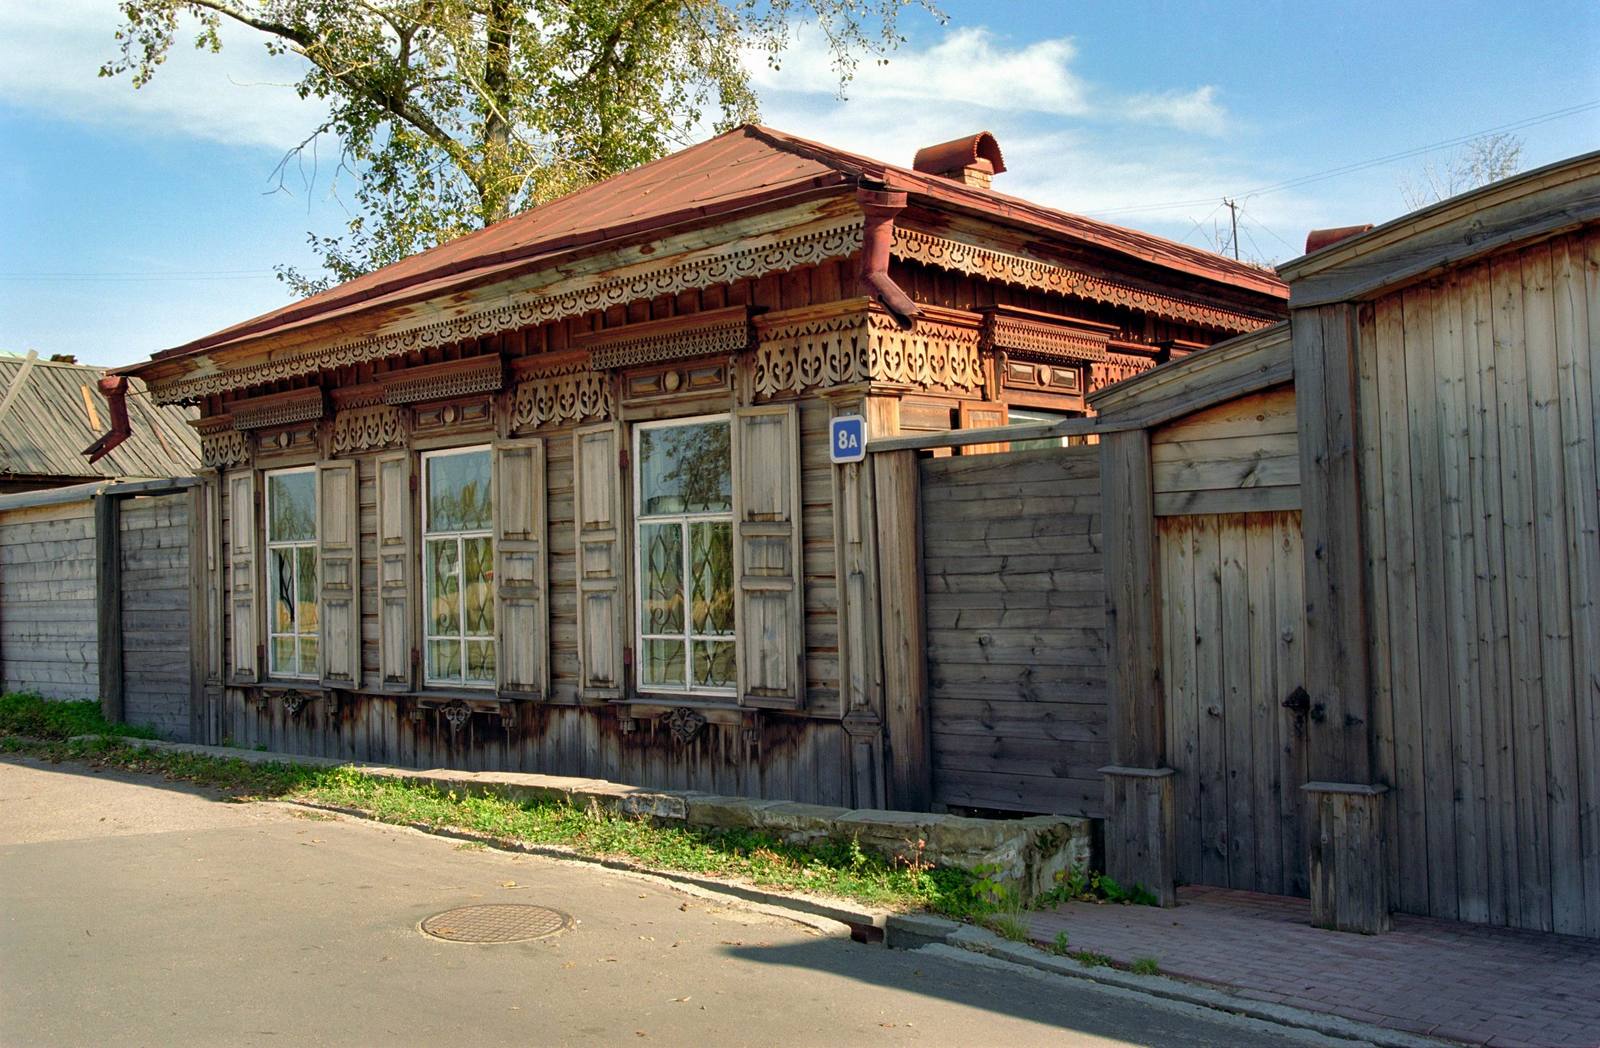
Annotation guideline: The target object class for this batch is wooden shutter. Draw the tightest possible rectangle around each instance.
[375,451,414,691]
[225,468,259,683]
[316,460,361,688]
[732,404,805,708]
[493,438,548,698]
[956,400,1009,455]
[573,422,626,699]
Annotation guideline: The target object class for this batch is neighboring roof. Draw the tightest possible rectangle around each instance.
[0,355,198,482]
[140,124,1286,369]
[1279,149,1600,308]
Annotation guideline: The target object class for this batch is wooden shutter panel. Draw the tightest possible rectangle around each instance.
[493,438,548,698]
[316,460,361,688]
[376,451,415,691]
[732,404,805,708]
[956,400,1009,455]
[573,423,626,699]
[225,469,259,683]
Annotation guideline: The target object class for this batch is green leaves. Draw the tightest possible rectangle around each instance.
[103,0,943,294]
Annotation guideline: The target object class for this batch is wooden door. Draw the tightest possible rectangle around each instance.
[1159,510,1310,897]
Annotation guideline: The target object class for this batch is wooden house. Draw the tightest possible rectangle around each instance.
[1093,150,1600,936]
[105,125,1285,810]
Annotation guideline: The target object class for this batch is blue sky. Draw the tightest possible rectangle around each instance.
[2,0,1596,367]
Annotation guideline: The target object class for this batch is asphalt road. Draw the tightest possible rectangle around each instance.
[0,755,1352,1047]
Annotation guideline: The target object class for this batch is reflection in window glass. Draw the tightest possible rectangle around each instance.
[424,448,495,686]
[635,418,735,694]
[266,468,318,678]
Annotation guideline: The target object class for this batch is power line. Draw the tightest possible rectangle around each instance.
[1083,98,1600,218]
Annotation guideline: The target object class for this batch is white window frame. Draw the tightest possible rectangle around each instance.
[421,445,496,689]
[264,465,318,680]
[632,413,736,698]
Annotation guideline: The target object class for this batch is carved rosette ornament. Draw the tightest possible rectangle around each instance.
[330,404,406,455]
[148,219,864,404]
[666,707,707,744]
[508,367,612,432]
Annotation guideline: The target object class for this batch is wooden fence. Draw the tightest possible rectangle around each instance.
[0,479,199,739]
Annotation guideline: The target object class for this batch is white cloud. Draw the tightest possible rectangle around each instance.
[0,0,327,152]
[1120,85,1228,136]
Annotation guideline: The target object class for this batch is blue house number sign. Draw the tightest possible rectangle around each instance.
[829,414,867,464]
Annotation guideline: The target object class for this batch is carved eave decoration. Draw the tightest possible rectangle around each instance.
[193,414,248,469]
[980,306,1117,365]
[230,387,326,430]
[1090,350,1161,393]
[578,304,753,370]
[892,226,1278,335]
[508,358,612,433]
[379,355,505,405]
[143,203,865,405]
[749,298,984,401]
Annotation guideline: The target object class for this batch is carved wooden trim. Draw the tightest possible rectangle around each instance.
[508,363,612,432]
[1090,351,1159,393]
[380,356,504,405]
[749,301,984,400]
[981,306,1115,364]
[330,404,407,455]
[893,227,1277,334]
[579,305,751,370]
[195,416,249,469]
[147,219,864,404]
[623,360,729,402]
[872,307,984,393]
[230,388,326,430]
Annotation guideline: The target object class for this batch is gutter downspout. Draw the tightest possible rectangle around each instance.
[855,179,920,329]
[83,375,130,464]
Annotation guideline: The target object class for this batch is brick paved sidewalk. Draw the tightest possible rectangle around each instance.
[1024,886,1600,1047]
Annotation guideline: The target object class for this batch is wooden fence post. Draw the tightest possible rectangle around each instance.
[875,448,931,811]
[95,492,123,725]
[1099,428,1177,905]
[1294,303,1390,933]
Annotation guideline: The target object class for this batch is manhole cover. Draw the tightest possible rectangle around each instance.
[420,904,571,943]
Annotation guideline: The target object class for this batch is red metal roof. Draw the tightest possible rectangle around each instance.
[145,125,1285,364]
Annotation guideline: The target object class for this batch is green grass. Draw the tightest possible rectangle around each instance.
[1068,949,1114,969]
[0,734,989,917]
[0,693,158,741]
[1130,957,1161,976]
[983,911,1030,942]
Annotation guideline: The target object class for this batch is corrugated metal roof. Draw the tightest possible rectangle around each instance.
[143,124,1287,365]
[0,355,198,482]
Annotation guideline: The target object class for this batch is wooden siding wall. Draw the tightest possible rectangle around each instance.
[118,493,193,739]
[0,500,98,701]
[1151,387,1300,516]
[1158,511,1308,896]
[1355,228,1600,936]
[920,445,1108,816]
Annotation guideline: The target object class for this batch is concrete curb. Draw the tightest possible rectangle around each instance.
[886,915,1453,1048]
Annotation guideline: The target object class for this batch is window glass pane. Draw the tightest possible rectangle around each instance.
[426,539,461,635]
[299,635,319,678]
[271,549,295,631]
[427,450,492,532]
[267,471,316,542]
[639,422,730,515]
[642,638,685,689]
[693,640,736,690]
[427,639,461,681]
[463,536,495,637]
[297,545,319,633]
[690,521,734,635]
[271,636,296,676]
[465,640,496,684]
[641,522,684,634]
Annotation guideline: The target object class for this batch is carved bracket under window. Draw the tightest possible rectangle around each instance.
[665,707,707,744]
[442,700,472,734]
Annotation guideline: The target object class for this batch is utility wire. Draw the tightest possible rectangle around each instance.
[1084,98,1600,217]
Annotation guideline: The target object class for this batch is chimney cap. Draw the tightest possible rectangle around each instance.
[1304,224,1374,255]
[913,132,1006,179]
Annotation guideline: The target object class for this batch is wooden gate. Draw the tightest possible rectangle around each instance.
[1159,510,1309,896]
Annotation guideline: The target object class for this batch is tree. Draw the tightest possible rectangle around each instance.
[1399,132,1524,211]
[102,0,942,295]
